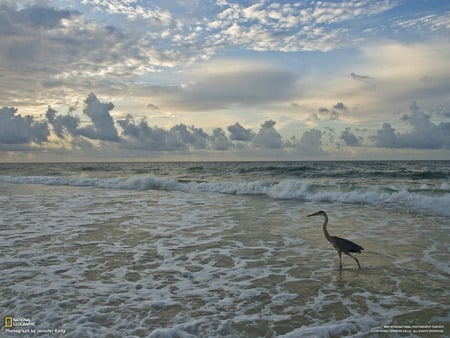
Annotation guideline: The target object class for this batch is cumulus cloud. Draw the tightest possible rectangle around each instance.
[295,129,323,154]
[333,102,347,110]
[78,93,119,142]
[340,128,361,146]
[210,128,233,151]
[227,122,254,141]
[254,120,284,149]
[117,116,178,151]
[46,107,81,138]
[45,95,121,144]
[0,107,49,148]
[171,124,209,150]
[117,115,210,152]
[373,102,450,149]
[2,92,448,160]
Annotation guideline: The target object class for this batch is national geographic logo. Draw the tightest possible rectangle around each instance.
[4,316,13,328]
[4,316,36,328]
[3,316,65,335]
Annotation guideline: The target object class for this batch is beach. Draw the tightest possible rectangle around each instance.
[1,161,448,337]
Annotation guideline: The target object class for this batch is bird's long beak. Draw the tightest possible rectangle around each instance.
[307,211,320,217]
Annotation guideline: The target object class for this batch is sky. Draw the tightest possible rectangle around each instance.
[0,0,449,161]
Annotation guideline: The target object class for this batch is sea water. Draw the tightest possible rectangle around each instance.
[0,161,448,337]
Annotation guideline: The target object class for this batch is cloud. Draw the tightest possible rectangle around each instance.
[310,0,394,24]
[46,106,81,138]
[147,103,160,111]
[0,106,49,148]
[316,105,342,121]
[340,128,361,146]
[117,116,175,151]
[210,128,233,151]
[2,1,447,126]
[253,120,284,149]
[373,102,450,149]
[210,0,396,52]
[0,4,76,34]
[333,102,347,110]
[117,115,210,152]
[178,60,298,110]
[45,93,119,143]
[2,91,448,160]
[395,13,450,32]
[350,72,373,82]
[78,93,119,142]
[84,0,173,23]
[171,124,209,150]
[0,3,163,107]
[359,42,450,105]
[294,129,323,154]
[227,122,254,141]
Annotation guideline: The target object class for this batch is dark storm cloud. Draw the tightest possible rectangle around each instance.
[227,122,254,141]
[373,102,450,149]
[0,106,49,146]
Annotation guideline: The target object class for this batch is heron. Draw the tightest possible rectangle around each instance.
[307,210,363,269]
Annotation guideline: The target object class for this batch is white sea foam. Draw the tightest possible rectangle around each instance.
[1,174,449,216]
[1,162,449,337]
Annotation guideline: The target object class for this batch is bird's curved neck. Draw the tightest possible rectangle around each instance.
[322,214,332,241]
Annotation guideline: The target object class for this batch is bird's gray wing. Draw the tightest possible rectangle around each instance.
[333,236,364,253]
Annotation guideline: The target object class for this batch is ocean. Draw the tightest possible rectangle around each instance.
[0,161,448,337]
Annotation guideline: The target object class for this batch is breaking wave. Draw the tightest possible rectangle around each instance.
[1,174,449,216]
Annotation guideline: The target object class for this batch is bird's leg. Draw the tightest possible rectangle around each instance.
[338,251,342,269]
[354,256,361,269]
[346,253,361,269]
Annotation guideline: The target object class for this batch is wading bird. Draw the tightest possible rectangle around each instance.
[307,210,363,269]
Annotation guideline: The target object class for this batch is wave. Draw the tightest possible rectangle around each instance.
[235,163,450,181]
[1,175,449,216]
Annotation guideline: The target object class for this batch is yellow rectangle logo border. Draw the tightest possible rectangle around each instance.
[4,316,13,328]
